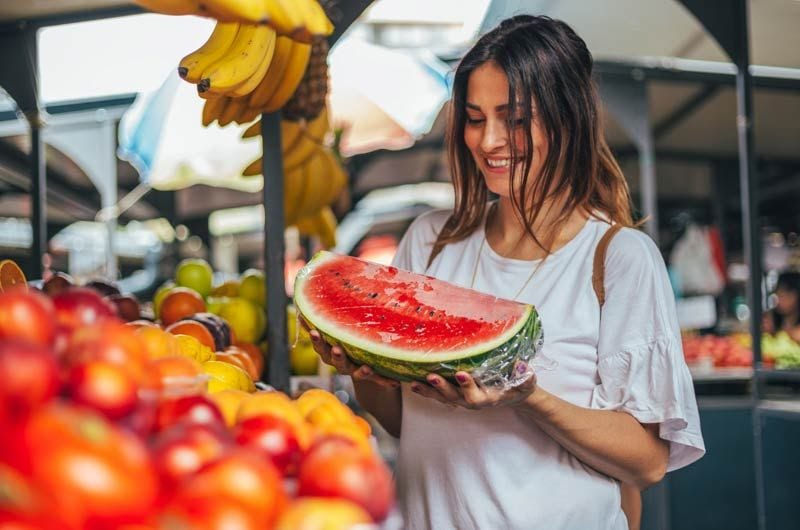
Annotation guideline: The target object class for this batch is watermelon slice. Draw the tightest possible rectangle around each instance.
[293,251,542,383]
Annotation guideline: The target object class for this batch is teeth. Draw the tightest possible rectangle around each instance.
[486,158,510,168]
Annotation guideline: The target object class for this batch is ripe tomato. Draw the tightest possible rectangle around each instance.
[151,423,231,490]
[234,414,303,475]
[6,403,158,529]
[0,340,59,422]
[175,450,288,527]
[0,290,55,347]
[160,495,261,530]
[154,394,225,433]
[64,321,149,383]
[66,360,139,420]
[298,438,395,522]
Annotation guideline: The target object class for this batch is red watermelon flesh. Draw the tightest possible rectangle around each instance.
[294,251,542,382]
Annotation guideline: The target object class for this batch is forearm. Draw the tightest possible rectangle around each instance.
[514,388,669,489]
[353,379,402,438]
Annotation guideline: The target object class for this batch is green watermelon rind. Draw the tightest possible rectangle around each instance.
[309,306,543,383]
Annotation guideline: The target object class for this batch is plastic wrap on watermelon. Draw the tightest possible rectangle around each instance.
[293,251,549,388]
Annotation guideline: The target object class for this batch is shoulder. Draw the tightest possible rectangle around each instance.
[406,208,452,238]
[392,208,453,273]
[603,225,664,274]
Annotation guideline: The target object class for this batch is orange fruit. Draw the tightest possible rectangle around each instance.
[0,259,27,292]
[159,287,205,326]
[174,334,216,363]
[295,388,341,417]
[274,498,372,530]
[209,389,249,427]
[235,342,264,378]
[219,346,259,381]
[142,355,205,394]
[238,391,311,449]
[166,320,216,350]
[136,326,180,359]
[313,423,373,455]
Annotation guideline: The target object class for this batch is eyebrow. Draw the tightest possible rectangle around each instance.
[465,102,512,112]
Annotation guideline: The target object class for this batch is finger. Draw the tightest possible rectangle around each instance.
[308,330,332,359]
[454,371,486,407]
[410,381,452,405]
[426,374,461,401]
[353,365,399,389]
[329,345,357,374]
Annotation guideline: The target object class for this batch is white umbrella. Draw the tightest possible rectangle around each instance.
[328,38,451,156]
[118,73,262,193]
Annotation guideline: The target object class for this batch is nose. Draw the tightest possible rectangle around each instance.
[480,118,508,153]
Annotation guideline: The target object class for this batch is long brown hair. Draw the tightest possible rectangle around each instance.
[428,15,634,267]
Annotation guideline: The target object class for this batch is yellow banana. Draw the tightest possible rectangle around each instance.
[233,105,261,125]
[199,24,273,95]
[202,95,228,126]
[295,149,329,219]
[304,107,329,144]
[283,164,307,225]
[229,28,277,97]
[293,0,334,43]
[178,22,239,84]
[272,0,306,38]
[242,119,261,139]
[295,207,337,249]
[262,40,312,112]
[217,97,249,127]
[199,0,269,23]
[132,0,199,15]
[247,36,294,109]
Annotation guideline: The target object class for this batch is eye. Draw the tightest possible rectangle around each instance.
[466,116,484,125]
[510,117,527,128]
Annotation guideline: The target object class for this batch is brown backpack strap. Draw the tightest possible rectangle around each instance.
[592,224,624,307]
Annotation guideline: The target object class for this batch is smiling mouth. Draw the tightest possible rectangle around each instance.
[485,158,512,168]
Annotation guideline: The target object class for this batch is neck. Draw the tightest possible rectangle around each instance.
[485,196,587,260]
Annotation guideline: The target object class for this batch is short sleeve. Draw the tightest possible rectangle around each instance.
[590,228,705,472]
[391,209,452,274]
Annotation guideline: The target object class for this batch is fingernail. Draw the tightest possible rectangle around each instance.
[360,366,372,376]
[428,377,439,386]
[411,384,421,392]
[332,350,342,357]
[517,362,528,374]
[391,381,400,388]
[455,373,468,384]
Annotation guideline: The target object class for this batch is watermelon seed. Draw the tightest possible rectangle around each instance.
[429,311,435,317]
[368,292,378,298]
[416,306,422,312]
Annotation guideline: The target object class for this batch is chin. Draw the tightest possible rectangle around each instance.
[482,173,512,199]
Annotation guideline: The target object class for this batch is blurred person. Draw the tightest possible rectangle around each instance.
[303,15,704,530]
[763,271,800,342]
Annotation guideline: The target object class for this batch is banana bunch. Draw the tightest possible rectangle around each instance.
[282,147,348,226]
[242,108,329,172]
[133,0,333,44]
[295,206,338,249]
[183,23,314,125]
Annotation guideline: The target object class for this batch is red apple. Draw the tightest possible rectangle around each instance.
[234,414,303,475]
[151,422,232,489]
[0,289,56,347]
[67,360,139,420]
[154,394,225,433]
[53,287,117,329]
[41,271,74,297]
[298,438,395,522]
[108,294,142,322]
[0,340,59,422]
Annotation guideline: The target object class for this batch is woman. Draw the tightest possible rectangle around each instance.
[305,15,704,529]
[764,271,800,342]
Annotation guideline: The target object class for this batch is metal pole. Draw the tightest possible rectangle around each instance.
[28,111,46,280]
[731,4,764,528]
[261,111,289,392]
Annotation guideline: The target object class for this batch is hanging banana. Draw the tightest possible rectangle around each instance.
[178,21,239,83]
[198,24,275,95]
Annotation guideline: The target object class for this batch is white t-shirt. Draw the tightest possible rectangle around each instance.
[391,207,705,530]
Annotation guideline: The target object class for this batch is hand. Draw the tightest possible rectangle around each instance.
[299,315,399,389]
[409,363,536,409]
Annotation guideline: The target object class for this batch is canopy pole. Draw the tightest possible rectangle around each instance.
[261,111,290,392]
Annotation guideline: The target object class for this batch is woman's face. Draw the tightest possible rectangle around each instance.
[463,61,549,199]
[776,286,799,315]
